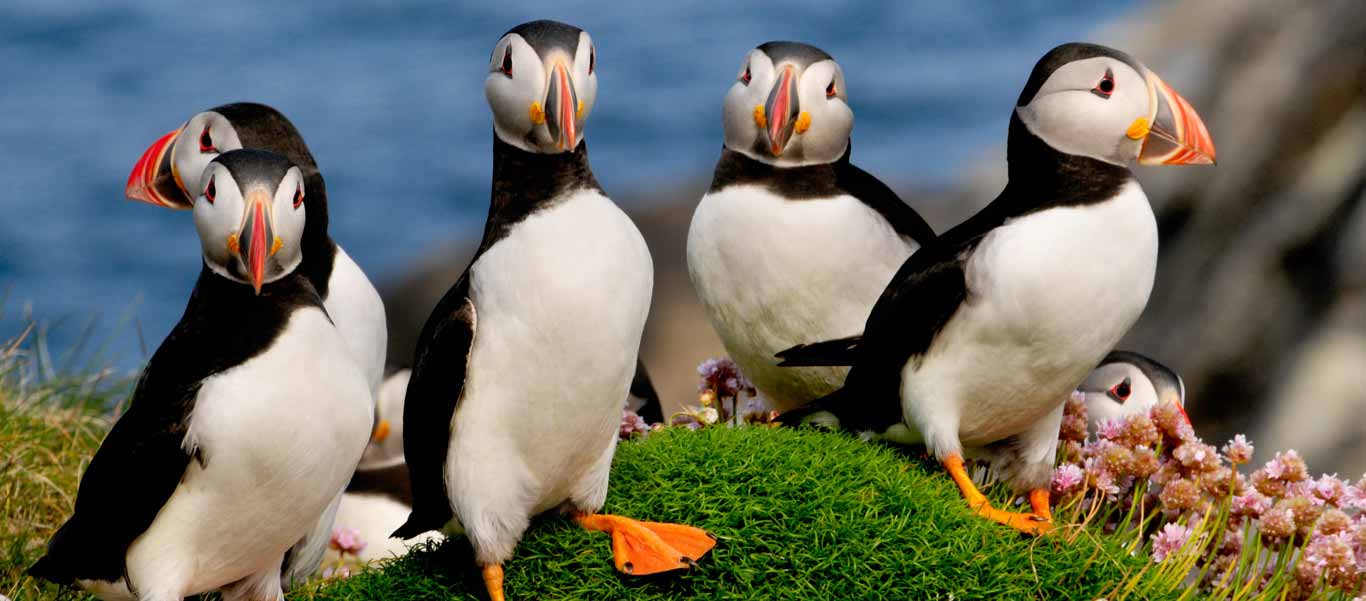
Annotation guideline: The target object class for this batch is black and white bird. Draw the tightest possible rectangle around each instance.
[687,41,935,412]
[778,42,1215,534]
[392,20,713,601]
[30,150,373,600]
[124,103,387,582]
[1079,350,1188,433]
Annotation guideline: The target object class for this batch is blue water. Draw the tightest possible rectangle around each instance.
[0,1,1141,375]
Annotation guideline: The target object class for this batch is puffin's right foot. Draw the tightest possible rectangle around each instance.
[574,513,716,575]
[943,454,1054,535]
[481,563,505,601]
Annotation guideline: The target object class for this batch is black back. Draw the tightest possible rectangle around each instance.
[779,113,1132,431]
[709,145,937,245]
[28,268,322,586]
[394,134,599,538]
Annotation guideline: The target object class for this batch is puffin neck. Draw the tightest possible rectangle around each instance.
[1002,113,1132,210]
[477,133,601,254]
[708,146,843,195]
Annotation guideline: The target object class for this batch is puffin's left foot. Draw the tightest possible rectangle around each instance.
[574,513,716,575]
[943,454,1054,535]
[481,563,505,601]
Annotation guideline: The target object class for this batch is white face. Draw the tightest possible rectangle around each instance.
[1015,57,1152,165]
[193,161,306,290]
[1079,362,1160,432]
[723,49,852,167]
[170,110,245,201]
[485,31,597,153]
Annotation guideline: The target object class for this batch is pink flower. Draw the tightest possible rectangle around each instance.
[1232,490,1272,519]
[1296,531,1357,589]
[620,410,650,440]
[330,526,367,556]
[1097,419,1124,441]
[1052,463,1085,494]
[1222,434,1254,464]
[322,565,352,579]
[696,357,754,398]
[1310,474,1350,507]
[1151,523,1195,563]
[1173,441,1220,474]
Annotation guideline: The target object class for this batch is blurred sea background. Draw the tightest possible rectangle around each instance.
[2,1,1364,474]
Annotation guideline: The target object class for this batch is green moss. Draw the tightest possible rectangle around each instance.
[297,427,1167,601]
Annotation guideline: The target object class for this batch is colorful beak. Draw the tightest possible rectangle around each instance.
[238,189,280,295]
[126,128,192,209]
[764,65,800,156]
[1137,71,1216,165]
[544,62,579,152]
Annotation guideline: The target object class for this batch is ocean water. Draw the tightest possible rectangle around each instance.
[0,1,1141,374]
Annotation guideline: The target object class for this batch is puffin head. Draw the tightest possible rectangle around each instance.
[1014,42,1216,167]
[723,41,852,167]
[194,149,307,295]
[126,102,319,210]
[1078,350,1189,433]
[485,20,597,154]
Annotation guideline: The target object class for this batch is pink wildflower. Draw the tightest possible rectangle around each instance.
[1098,418,1124,441]
[1052,463,1085,494]
[1296,531,1357,589]
[1222,434,1254,464]
[1173,441,1220,474]
[1258,503,1296,540]
[322,565,352,579]
[1151,523,1195,563]
[330,526,366,556]
[1232,490,1272,519]
[620,411,649,440]
[1309,474,1350,507]
[1316,508,1352,536]
[697,357,754,398]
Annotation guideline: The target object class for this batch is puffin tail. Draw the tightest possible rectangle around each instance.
[27,554,73,585]
[392,509,448,540]
[775,335,863,367]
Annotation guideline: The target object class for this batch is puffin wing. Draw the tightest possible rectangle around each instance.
[628,359,664,424]
[835,158,936,246]
[392,272,476,539]
[28,359,200,584]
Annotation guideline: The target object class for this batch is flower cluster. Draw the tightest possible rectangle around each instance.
[619,357,776,442]
[323,526,368,579]
[1053,393,1366,599]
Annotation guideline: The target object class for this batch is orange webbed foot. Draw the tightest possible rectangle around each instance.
[575,513,716,575]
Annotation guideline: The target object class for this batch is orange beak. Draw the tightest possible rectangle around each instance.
[126,128,192,209]
[238,189,279,295]
[1137,71,1216,165]
[544,62,578,152]
[764,65,799,156]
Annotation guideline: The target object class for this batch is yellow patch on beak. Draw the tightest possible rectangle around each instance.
[577,99,584,120]
[270,236,283,257]
[530,102,546,125]
[227,233,239,254]
[1126,117,1151,140]
[372,419,391,443]
[753,104,766,129]
[794,111,811,135]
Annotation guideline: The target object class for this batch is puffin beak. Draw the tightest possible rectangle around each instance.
[236,189,281,295]
[1135,71,1216,165]
[762,65,800,156]
[126,128,192,209]
[544,61,579,152]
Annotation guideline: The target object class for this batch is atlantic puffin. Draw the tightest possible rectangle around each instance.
[30,149,373,599]
[392,20,713,601]
[1079,350,1188,433]
[778,42,1216,534]
[687,41,935,412]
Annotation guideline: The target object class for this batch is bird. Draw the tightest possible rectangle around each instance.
[1078,350,1188,434]
[777,42,1216,535]
[686,41,936,412]
[29,149,373,600]
[626,360,664,424]
[123,102,387,582]
[391,20,714,601]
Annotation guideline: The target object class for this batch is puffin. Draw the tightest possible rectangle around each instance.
[29,149,373,600]
[1078,350,1188,433]
[777,42,1216,534]
[686,41,936,412]
[123,102,387,582]
[392,20,713,601]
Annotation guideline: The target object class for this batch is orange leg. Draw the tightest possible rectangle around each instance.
[943,453,1053,535]
[481,563,505,601]
[574,513,716,575]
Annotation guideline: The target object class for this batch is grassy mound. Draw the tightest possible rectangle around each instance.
[297,427,1167,601]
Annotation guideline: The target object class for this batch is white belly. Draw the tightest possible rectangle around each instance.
[119,308,373,598]
[687,184,916,409]
[905,181,1158,447]
[446,190,652,561]
[324,245,387,400]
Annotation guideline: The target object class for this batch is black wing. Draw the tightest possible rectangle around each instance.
[628,360,664,424]
[835,157,937,246]
[775,334,863,367]
[392,272,476,539]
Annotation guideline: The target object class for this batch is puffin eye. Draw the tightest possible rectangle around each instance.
[1107,377,1132,403]
[826,80,837,98]
[199,126,217,153]
[740,66,751,85]
[588,47,595,74]
[1091,68,1115,99]
[292,185,304,209]
[203,175,216,204]
[500,48,513,77]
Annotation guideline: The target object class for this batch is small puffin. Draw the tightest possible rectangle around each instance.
[29,150,373,600]
[778,42,1215,534]
[392,20,713,601]
[1079,350,1188,433]
[687,41,936,412]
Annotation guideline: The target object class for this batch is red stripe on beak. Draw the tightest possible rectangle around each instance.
[125,130,181,207]
[1139,74,1216,166]
[248,201,268,295]
[556,63,576,151]
[767,67,794,156]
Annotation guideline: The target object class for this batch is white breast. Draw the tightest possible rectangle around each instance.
[905,181,1158,447]
[324,245,387,399]
[445,189,653,563]
[687,184,916,409]
[119,307,373,598]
